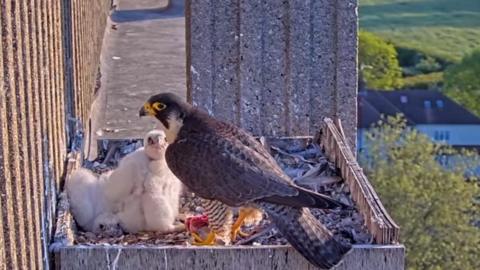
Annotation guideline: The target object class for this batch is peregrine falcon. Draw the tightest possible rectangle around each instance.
[139,93,351,269]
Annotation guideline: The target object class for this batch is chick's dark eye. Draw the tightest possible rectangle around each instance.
[99,224,105,230]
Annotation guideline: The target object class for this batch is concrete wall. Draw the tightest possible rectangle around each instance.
[0,0,110,269]
[186,0,358,148]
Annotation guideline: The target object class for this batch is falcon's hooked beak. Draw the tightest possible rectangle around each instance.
[139,101,183,143]
[139,102,155,117]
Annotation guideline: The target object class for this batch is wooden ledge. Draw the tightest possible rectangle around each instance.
[56,244,404,270]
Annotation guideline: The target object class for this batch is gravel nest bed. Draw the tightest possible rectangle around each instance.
[75,137,372,247]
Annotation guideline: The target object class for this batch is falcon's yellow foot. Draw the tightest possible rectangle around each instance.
[191,230,217,246]
[231,209,250,241]
[231,226,251,241]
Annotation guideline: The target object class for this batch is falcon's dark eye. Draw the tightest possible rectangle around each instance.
[99,224,105,230]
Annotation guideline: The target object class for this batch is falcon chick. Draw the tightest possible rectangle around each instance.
[66,168,122,236]
[103,130,184,234]
[139,93,352,269]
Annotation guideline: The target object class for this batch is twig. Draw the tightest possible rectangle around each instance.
[270,146,316,164]
[235,223,275,245]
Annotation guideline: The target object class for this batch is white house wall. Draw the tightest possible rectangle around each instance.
[357,125,480,153]
[415,125,480,146]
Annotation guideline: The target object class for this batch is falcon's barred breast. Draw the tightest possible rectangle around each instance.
[139,93,351,269]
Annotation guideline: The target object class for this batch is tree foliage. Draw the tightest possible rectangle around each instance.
[360,116,479,270]
[444,49,480,116]
[359,31,403,90]
[401,72,443,90]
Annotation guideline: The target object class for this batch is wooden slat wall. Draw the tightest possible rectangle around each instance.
[319,118,400,245]
[0,0,110,269]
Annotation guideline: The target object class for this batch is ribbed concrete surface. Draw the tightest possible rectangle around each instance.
[186,0,358,148]
[0,0,110,268]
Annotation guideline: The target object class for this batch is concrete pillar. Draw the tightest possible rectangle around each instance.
[186,0,358,148]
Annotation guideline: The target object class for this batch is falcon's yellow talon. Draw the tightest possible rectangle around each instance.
[231,210,249,241]
[238,230,250,237]
[191,232,205,243]
[231,227,251,241]
[191,230,217,246]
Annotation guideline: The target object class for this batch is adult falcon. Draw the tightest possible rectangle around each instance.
[139,93,351,269]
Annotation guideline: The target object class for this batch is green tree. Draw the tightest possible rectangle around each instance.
[444,49,480,116]
[360,116,479,270]
[359,31,403,90]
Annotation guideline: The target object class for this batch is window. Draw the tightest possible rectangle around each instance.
[424,100,432,109]
[433,131,450,142]
[436,100,444,108]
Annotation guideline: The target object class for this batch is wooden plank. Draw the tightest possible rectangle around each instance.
[56,245,404,270]
[319,118,400,244]
[51,152,81,254]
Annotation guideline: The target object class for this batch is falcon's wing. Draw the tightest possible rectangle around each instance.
[229,127,287,176]
[166,130,345,209]
[166,132,298,206]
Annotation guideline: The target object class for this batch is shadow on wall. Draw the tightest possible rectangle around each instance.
[111,0,184,23]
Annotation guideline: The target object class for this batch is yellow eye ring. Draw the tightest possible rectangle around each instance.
[152,102,166,111]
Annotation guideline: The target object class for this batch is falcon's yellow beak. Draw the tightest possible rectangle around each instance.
[139,102,156,117]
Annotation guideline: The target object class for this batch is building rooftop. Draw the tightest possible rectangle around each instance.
[358,90,480,128]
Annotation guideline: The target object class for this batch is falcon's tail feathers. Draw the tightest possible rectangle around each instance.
[259,202,351,269]
[264,185,353,210]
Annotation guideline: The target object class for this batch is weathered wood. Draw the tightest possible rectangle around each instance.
[56,245,404,270]
[319,118,400,244]
[51,152,81,253]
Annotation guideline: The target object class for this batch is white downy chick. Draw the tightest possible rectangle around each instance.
[142,133,183,232]
[104,130,184,233]
[103,149,149,233]
[66,168,122,236]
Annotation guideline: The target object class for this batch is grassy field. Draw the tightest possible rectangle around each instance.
[359,0,480,63]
